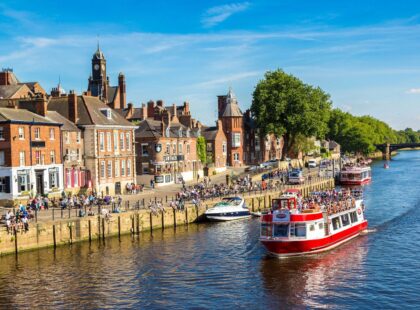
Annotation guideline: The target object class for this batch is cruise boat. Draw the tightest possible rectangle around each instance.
[205,197,250,221]
[260,194,368,257]
[339,165,371,185]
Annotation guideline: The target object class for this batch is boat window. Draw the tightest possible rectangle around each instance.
[318,223,324,229]
[309,224,315,231]
[341,214,350,226]
[261,224,272,237]
[332,217,341,230]
[290,223,307,237]
[350,211,358,223]
[273,224,289,237]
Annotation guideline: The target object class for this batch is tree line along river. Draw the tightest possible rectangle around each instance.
[0,150,419,309]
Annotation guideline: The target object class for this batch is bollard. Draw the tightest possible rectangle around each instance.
[185,207,188,225]
[14,227,18,255]
[161,211,165,230]
[88,220,92,243]
[173,208,177,228]
[136,213,140,234]
[131,215,135,234]
[69,223,73,244]
[53,224,56,249]
[118,216,121,239]
[252,198,255,212]
[149,212,153,233]
[102,218,105,240]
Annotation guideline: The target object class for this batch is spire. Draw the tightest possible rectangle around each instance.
[93,39,105,60]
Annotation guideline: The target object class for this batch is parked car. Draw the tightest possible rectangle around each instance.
[288,170,305,184]
[308,159,317,168]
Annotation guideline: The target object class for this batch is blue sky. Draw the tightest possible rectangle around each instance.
[1,0,420,129]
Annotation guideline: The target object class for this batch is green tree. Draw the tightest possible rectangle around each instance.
[196,136,207,164]
[251,69,332,158]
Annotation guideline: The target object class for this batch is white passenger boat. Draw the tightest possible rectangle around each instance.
[205,197,251,221]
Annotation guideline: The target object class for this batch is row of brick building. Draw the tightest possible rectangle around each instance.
[0,46,285,200]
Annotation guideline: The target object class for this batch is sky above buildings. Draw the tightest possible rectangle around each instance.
[0,0,419,129]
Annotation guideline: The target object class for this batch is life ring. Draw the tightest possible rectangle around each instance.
[357,208,362,215]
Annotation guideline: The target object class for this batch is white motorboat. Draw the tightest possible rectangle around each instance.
[205,197,250,221]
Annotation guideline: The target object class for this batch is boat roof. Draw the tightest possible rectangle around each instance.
[222,197,243,200]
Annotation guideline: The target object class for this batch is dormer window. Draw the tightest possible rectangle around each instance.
[186,129,190,137]
[100,108,112,120]
[165,127,170,138]
[178,129,182,137]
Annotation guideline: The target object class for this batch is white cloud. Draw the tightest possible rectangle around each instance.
[406,88,420,94]
[194,71,261,88]
[202,2,250,28]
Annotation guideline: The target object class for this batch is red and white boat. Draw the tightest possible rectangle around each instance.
[339,165,371,185]
[260,194,368,257]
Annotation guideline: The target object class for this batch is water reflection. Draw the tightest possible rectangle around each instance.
[261,235,369,308]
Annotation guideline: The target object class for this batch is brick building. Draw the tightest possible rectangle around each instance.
[0,68,46,100]
[135,100,202,186]
[48,93,137,196]
[201,120,227,172]
[0,106,63,202]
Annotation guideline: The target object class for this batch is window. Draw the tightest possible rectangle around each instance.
[114,132,118,151]
[232,132,241,147]
[126,132,131,151]
[178,143,183,154]
[127,159,131,176]
[141,144,149,156]
[318,223,324,230]
[19,151,25,166]
[127,159,131,177]
[260,223,272,237]
[172,143,176,154]
[0,127,4,140]
[107,132,112,151]
[142,163,149,174]
[66,169,71,187]
[207,143,212,151]
[187,144,190,154]
[332,217,341,230]
[115,160,120,177]
[233,153,239,161]
[341,214,350,226]
[100,161,105,178]
[166,143,170,154]
[350,211,358,223]
[222,142,227,155]
[99,133,105,151]
[120,133,125,150]
[50,150,55,164]
[18,127,24,139]
[0,151,4,165]
[100,108,112,119]
[121,160,126,176]
[35,151,42,165]
[273,224,289,237]
[255,136,260,151]
[49,168,59,188]
[107,161,112,178]
[17,171,30,192]
[49,128,55,140]
[290,223,307,237]
[76,148,80,160]
[34,127,40,140]
[64,131,70,144]
[309,224,315,231]
[165,127,170,138]
[0,176,10,193]
[76,132,81,143]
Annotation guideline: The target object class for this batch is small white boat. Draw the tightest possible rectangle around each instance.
[205,197,250,221]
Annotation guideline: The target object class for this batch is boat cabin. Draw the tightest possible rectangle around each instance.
[272,197,297,211]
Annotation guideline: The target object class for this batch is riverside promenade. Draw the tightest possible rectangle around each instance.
[0,177,334,256]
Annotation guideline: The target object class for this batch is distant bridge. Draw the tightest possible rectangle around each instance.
[375,143,420,159]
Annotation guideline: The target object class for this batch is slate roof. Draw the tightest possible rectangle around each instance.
[221,88,243,117]
[46,111,80,131]
[135,119,192,139]
[0,85,30,99]
[201,126,218,141]
[0,107,60,125]
[107,86,118,104]
[48,95,135,127]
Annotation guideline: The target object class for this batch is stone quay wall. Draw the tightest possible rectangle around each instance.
[0,178,335,256]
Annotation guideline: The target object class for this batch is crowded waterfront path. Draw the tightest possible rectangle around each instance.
[0,151,419,309]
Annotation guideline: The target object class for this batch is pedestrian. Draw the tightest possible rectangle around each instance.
[150,179,155,189]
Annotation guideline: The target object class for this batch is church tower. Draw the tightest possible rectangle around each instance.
[88,44,108,100]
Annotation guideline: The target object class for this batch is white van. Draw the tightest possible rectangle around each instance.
[308,159,317,168]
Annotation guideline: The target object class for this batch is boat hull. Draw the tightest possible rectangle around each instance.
[206,214,251,221]
[340,178,371,186]
[261,220,368,257]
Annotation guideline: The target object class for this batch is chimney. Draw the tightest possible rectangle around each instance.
[141,103,147,119]
[217,119,223,130]
[156,100,164,107]
[68,90,78,123]
[183,101,190,114]
[161,122,166,137]
[172,103,177,117]
[118,73,126,109]
[147,100,155,118]
[126,102,133,119]
[35,94,48,116]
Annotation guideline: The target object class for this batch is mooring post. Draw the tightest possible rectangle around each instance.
[118,216,121,240]
[88,220,92,243]
[14,227,18,255]
[53,224,56,249]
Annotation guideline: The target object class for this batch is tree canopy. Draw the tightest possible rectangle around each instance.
[196,136,207,164]
[251,69,332,157]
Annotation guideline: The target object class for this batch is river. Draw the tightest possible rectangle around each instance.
[0,151,419,309]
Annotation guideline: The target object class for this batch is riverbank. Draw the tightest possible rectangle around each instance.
[0,178,334,256]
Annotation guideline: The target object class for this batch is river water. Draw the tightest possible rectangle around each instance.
[0,151,419,309]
